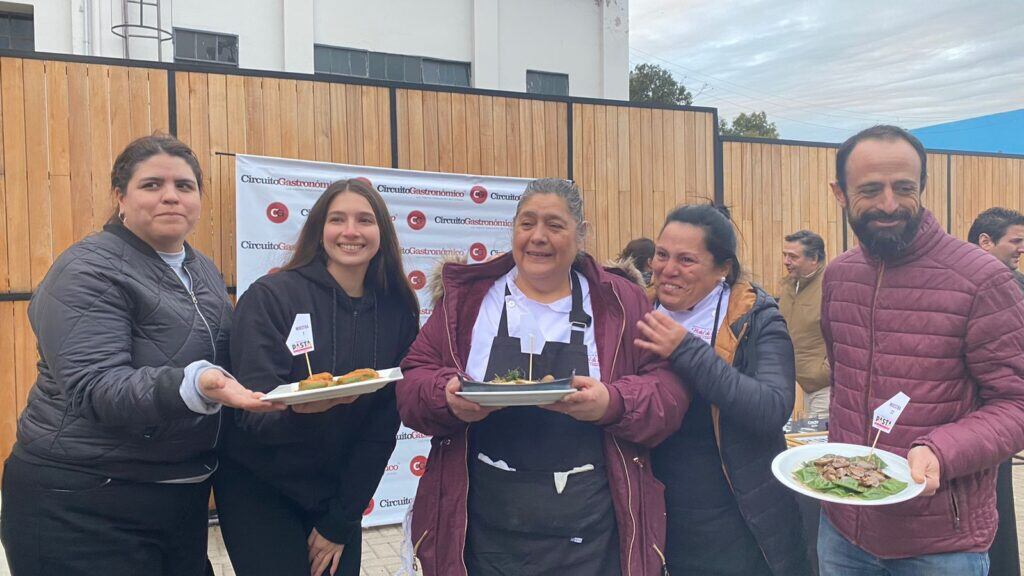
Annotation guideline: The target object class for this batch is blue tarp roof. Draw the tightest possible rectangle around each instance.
[911,109,1024,155]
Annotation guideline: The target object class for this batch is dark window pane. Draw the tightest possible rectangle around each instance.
[368,52,386,79]
[452,63,469,87]
[12,36,32,51]
[404,57,422,83]
[11,17,31,38]
[422,60,439,85]
[0,37,9,49]
[385,54,404,81]
[333,51,351,75]
[217,36,237,63]
[314,46,331,73]
[527,71,567,95]
[175,30,196,59]
[349,50,367,76]
[0,17,10,36]
[197,33,217,61]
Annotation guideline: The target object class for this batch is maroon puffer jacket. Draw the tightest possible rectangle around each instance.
[396,252,689,576]
[821,209,1024,558]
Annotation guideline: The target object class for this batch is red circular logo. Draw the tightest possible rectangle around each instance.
[410,455,428,477]
[363,499,375,516]
[470,185,488,204]
[407,210,427,231]
[408,270,427,290]
[469,243,488,262]
[266,202,289,224]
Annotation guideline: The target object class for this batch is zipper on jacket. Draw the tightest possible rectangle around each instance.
[183,266,217,364]
[412,529,429,572]
[652,543,669,576]
[858,261,885,542]
[949,482,961,530]
[612,437,636,576]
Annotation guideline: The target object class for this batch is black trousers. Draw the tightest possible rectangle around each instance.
[0,455,211,576]
[213,456,361,576]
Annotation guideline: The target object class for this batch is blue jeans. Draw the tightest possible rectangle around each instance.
[818,513,989,576]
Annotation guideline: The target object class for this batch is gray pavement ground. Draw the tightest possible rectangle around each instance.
[2,466,1023,575]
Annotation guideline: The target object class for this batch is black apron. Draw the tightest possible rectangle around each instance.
[465,271,620,576]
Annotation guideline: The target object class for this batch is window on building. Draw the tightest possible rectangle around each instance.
[0,12,34,51]
[315,45,469,87]
[174,29,238,66]
[527,71,569,96]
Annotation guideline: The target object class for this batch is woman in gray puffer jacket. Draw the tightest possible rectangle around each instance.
[0,134,283,576]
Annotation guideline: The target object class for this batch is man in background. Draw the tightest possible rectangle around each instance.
[779,230,830,420]
[969,206,1024,292]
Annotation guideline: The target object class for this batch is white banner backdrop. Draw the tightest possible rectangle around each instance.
[235,154,532,526]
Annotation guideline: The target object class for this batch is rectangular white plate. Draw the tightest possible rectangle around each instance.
[261,367,403,405]
[456,388,574,407]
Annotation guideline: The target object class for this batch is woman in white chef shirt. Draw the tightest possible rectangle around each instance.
[635,203,809,576]
[396,178,688,576]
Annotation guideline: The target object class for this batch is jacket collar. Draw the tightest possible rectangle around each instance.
[103,217,197,264]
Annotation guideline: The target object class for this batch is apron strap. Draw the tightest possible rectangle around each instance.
[496,271,592,345]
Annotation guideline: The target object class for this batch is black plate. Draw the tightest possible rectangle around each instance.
[459,375,575,393]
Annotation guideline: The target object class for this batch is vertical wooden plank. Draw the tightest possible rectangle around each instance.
[581,105,595,195]
[262,78,282,158]
[517,99,532,177]
[67,63,93,242]
[22,59,52,288]
[395,89,409,169]
[406,90,425,170]
[556,103,568,180]
[313,82,332,162]
[450,92,467,174]
[506,98,521,177]
[652,109,665,229]
[186,72,212,256]
[0,303,18,476]
[128,67,151,136]
[696,114,711,198]
[640,108,654,239]
[360,86,380,167]
[672,112,685,209]
[206,73,228,270]
[377,88,391,167]
[3,58,31,292]
[683,113,697,204]
[13,301,33,413]
[617,107,631,254]
[492,97,507,176]
[345,85,363,165]
[422,91,439,172]
[543,101,558,177]
[295,81,315,160]
[466,94,481,175]
[436,92,454,173]
[603,106,619,262]
[224,74,247,285]
[278,79,299,159]
[244,76,264,156]
[148,69,169,133]
[108,66,133,159]
[662,110,675,221]
[328,84,347,162]
[175,71,191,147]
[479,95,494,176]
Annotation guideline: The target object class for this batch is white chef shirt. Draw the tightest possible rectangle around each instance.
[657,282,730,345]
[466,267,601,382]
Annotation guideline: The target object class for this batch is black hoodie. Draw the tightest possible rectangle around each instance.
[221,258,418,545]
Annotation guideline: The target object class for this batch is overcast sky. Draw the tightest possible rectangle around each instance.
[629,0,1024,142]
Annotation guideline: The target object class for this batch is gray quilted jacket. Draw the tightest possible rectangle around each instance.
[13,221,231,482]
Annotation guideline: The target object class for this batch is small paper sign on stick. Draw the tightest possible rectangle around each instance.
[872,392,910,434]
[286,314,315,356]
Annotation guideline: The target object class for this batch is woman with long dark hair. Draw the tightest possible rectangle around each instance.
[214,178,420,576]
[0,134,282,576]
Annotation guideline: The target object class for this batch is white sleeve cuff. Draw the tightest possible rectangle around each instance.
[181,360,228,415]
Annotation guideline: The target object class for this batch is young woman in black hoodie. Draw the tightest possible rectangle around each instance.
[215,178,419,576]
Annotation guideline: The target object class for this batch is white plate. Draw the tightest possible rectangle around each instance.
[771,442,926,506]
[456,389,574,407]
[261,367,403,406]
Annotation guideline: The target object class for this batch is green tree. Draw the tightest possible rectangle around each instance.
[629,63,693,106]
[719,111,779,139]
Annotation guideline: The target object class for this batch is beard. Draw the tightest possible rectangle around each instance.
[849,207,922,261]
